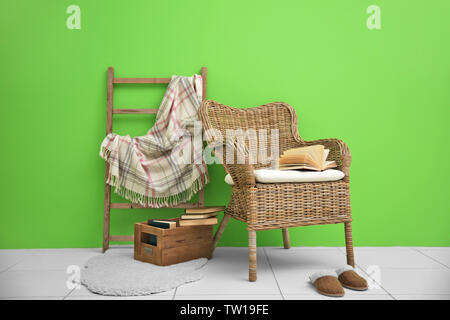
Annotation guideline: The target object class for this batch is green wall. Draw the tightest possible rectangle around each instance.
[1,0,449,249]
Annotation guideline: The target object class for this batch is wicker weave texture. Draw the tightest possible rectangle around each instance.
[199,100,352,231]
[229,181,351,230]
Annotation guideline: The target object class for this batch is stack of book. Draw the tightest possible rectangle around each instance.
[146,219,178,245]
[179,206,225,227]
[148,219,177,229]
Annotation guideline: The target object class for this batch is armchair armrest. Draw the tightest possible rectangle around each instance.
[227,164,256,187]
[302,138,351,178]
[205,138,256,187]
[224,139,256,187]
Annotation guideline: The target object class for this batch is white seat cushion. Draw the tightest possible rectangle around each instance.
[224,169,345,185]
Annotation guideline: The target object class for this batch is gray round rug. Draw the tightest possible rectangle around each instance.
[81,249,208,296]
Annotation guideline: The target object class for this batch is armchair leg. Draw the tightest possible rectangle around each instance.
[213,213,231,249]
[248,230,257,282]
[344,222,355,267]
[282,228,290,249]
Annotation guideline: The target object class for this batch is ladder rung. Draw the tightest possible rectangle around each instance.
[109,235,134,242]
[114,78,171,84]
[113,108,158,114]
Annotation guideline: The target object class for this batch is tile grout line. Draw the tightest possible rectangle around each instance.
[63,288,76,300]
[2,247,447,301]
[0,256,30,274]
[356,266,396,301]
[263,247,285,300]
[412,248,450,270]
[335,247,397,300]
[172,287,178,300]
[391,293,450,300]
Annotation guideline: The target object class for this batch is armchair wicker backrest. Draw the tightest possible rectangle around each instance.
[199,100,303,170]
[199,100,349,175]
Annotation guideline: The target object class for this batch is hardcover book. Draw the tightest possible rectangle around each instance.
[278,145,337,171]
[178,217,218,227]
[180,212,218,220]
[185,206,225,214]
[148,219,177,229]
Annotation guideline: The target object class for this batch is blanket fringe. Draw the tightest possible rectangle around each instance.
[102,147,209,208]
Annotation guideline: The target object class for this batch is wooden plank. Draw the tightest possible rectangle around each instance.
[109,235,133,242]
[138,223,166,237]
[138,243,162,265]
[141,242,158,250]
[113,108,158,114]
[103,67,114,253]
[138,223,212,239]
[197,67,207,207]
[111,202,198,209]
[103,171,111,253]
[106,68,114,134]
[162,240,213,265]
[134,224,141,259]
[161,224,212,237]
[114,78,171,84]
[201,67,207,102]
[161,230,212,249]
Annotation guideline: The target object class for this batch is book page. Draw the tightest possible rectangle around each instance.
[322,149,330,170]
[280,145,324,168]
[279,153,315,166]
[324,161,337,169]
[278,165,321,171]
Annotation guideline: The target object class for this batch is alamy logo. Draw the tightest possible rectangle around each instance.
[66,265,81,289]
[366,5,381,30]
[66,5,81,30]
[366,265,381,289]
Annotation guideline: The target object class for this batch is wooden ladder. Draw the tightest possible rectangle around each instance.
[103,67,207,252]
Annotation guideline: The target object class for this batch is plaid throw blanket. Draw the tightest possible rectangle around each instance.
[100,75,208,208]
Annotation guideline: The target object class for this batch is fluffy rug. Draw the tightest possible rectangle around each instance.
[81,249,208,296]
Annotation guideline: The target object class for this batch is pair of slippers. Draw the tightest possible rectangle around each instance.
[310,265,368,297]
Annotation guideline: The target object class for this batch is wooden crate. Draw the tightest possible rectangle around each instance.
[134,220,213,266]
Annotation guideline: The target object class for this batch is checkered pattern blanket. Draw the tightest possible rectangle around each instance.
[100,75,208,207]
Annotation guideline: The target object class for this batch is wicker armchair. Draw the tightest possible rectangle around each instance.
[199,100,354,282]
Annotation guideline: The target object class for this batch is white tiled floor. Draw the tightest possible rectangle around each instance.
[0,247,449,300]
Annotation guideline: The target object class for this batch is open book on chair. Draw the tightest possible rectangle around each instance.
[278,145,337,171]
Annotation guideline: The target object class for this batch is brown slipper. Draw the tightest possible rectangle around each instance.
[310,271,345,297]
[336,265,368,291]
